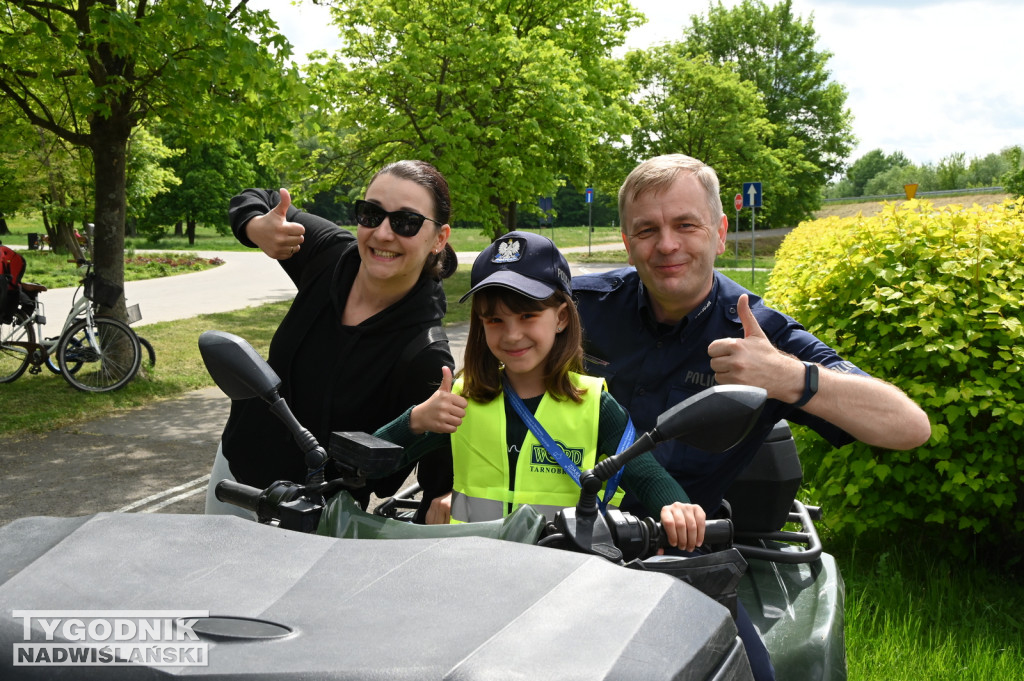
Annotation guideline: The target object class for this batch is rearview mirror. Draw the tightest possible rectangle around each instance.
[198,330,282,403]
[656,385,767,452]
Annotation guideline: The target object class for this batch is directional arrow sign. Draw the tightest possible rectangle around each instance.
[743,182,762,208]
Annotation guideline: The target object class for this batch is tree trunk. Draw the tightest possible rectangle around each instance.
[187,219,196,246]
[488,197,519,240]
[39,191,82,256]
[504,202,518,234]
[90,114,129,321]
[0,214,9,236]
[174,221,183,237]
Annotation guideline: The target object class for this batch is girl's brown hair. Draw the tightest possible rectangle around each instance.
[460,288,586,404]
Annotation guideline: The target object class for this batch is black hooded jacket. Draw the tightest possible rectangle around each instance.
[221,189,454,507]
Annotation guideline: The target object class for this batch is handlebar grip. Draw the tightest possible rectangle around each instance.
[215,480,262,513]
[704,518,734,546]
[657,518,733,549]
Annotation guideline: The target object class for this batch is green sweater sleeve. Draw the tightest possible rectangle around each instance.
[370,406,451,477]
[373,393,690,515]
[598,391,691,516]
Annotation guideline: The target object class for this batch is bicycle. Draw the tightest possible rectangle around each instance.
[0,259,142,392]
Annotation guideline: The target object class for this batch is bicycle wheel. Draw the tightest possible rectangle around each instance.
[0,310,35,383]
[46,335,81,374]
[57,317,142,392]
[138,336,157,368]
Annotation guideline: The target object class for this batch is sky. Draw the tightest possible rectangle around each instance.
[250,0,1024,169]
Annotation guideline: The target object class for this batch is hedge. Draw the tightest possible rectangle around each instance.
[766,199,1024,547]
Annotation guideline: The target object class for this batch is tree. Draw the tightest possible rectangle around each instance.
[142,123,272,244]
[684,0,855,226]
[1002,146,1024,198]
[0,0,302,317]
[966,149,1013,187]
[863,163,936,197]
[0,107,41,237]
[125,125,181,237]
[621,44,816,226]
[625,47,772,169]
[845,148,910,196]
[27,127,93,255]
[514,178,617,229]
[936,152,967,191]
[303,0,641,239]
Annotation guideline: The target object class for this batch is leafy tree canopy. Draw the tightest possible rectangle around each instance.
[0,0,305,310]
[622,44,817,228]
[684,0,855,227]
[845,148,910,196]
[302,0,641,239]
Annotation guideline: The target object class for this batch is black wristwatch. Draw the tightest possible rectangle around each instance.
[792,361,819,407]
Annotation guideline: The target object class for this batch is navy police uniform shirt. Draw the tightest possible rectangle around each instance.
[572,268,866,515]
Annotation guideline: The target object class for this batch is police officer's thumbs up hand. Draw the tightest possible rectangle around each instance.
[410,366,468,435]
[245,187,305,260]
[737,293,767,339]
[708,294,802,401]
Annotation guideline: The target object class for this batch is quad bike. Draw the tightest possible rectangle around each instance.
[0,330,845,680]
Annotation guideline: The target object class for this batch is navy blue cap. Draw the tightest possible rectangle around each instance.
[459,231,572,303]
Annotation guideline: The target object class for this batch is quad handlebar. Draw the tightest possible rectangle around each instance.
[215,477,735,563]
[200,330,765,564]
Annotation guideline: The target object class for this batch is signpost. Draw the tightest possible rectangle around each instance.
[585,187,594,254]
[733,193,742,259]
[742,183,763,283]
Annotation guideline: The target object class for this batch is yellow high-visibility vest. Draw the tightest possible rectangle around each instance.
[450,373,625,523]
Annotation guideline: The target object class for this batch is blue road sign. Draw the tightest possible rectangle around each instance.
[743,182,763,208]
[585,187,594,204]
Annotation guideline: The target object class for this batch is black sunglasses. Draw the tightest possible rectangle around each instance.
[353,199,443,237]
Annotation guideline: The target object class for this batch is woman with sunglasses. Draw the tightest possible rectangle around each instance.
[205,160,457,522]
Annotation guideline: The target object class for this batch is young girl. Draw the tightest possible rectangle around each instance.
[373,231,707,551]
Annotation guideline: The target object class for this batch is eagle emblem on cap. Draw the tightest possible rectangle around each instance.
[492,238,522,263]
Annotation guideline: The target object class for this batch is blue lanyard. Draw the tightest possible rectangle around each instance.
[502,376,631,512]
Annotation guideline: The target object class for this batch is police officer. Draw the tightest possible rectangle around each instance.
[572,153,932,681]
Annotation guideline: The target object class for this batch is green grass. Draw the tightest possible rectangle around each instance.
[3,214,627,254]
[835,534,1023,680]
[1,272,472,436]
[442,268,473,324]
[15,248,224,289]
[1,302,291,434]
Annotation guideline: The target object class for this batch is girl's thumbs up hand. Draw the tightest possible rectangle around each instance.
[410,366,468,434]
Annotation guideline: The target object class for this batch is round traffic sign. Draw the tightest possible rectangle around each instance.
[734,194,743,211]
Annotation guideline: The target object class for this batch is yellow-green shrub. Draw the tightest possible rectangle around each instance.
[767,199,1024,545]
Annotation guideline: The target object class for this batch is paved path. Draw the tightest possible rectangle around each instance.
[0,247,623,526]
